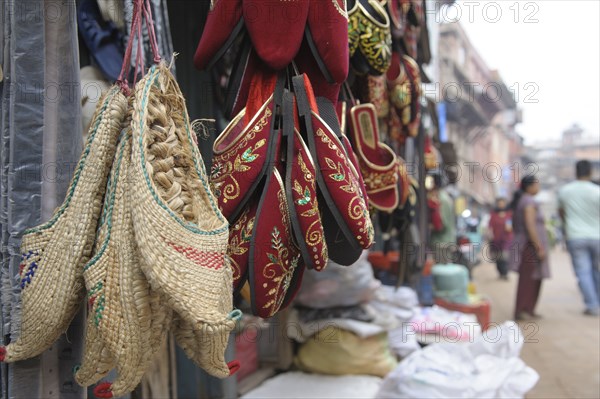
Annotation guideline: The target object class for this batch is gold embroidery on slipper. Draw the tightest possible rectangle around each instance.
[228,208,255,283]
[332,0,348,19]
[211,109,271,204]
[261,185,300,315]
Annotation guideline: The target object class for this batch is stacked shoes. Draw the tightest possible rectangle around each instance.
[0,63,239,398]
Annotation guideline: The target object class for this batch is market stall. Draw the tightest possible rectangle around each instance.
[0,1,538,398]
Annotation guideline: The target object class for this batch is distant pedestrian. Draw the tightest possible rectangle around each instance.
[558,160,600,316]
[428,173,456,264]
[509,176,550,320]
[488,198,513,280]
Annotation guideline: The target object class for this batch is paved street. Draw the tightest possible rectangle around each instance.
[473,247,600,398]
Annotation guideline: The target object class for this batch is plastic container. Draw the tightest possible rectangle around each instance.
[434,297,491,330]
[431,264,469,304]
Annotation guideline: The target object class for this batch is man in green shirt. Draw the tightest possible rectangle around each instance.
[558,160,600,316]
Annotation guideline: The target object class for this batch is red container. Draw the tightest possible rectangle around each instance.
[368,251,392,271]
[434,297,491,331]
[235,327,259,381]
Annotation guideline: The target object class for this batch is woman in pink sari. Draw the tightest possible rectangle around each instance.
[509,176,550,320]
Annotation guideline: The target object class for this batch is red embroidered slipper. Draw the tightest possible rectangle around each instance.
[335,100,372,216]
[293,74,374,266]
[227,197,258,291]
[387,52,410,125]
[282,90,328,271]
[387,52,421,140]
[397,155,410,208]
[365,75,390,118]
[348,103,400,212]
[401,54,421,137]
[249,166,303,318]
[211,70,280,222]
[243,0,308,70]
[305,0,349,84]
[193,0,243,70]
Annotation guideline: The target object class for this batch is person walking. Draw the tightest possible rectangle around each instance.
[558,160,600,316]
[510,176,550,320]
[488,198,513,280]
[429,173,456,264]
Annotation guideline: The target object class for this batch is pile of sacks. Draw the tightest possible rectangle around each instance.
[288,251,418,378]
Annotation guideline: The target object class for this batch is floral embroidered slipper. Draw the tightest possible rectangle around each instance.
[227,198,258,291]
[347,0,392,75]
[387,53,421,138]
[292,74,374,266]
[282,91,328,271]
[211,70,279,223]
[248,166,303,318]
[401,54,422,137]
[348,103,401,213]
[0,87,128,363]
[130,63,235,376]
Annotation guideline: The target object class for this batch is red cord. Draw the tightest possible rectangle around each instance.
[116,0,143,91]
[93,382,113,399]
[0,346,6,362]
[143,0,161,63]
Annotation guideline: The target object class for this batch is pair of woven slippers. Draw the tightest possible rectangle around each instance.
[77,63,239,398]
[3,2,239,397]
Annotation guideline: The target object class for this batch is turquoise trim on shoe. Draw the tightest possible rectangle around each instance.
[227,309,243,320]
[22,87,118,235]
[137,66,227,235]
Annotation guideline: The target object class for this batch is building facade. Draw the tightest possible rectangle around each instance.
[437,22,524,211]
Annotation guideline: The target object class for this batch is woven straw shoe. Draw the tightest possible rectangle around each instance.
[173,297,242,378]
[1,87,128,363]
[75,126,157,396]
[130,64,235,376]
[75,129,131,388]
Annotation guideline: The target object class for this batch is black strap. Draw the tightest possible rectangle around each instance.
[304,26,335,84]
[224,32,251,118]
[206,17,247,70]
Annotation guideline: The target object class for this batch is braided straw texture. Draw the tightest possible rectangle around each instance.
[3,87,127,362]
[130,64,235,377]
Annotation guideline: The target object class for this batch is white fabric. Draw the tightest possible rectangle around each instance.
[376,322,539,399]
[242,372,382,399]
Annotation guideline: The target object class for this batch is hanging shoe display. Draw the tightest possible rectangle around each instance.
[3,1,241,396]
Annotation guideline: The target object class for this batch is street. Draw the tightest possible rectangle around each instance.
[473,246,600,398]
